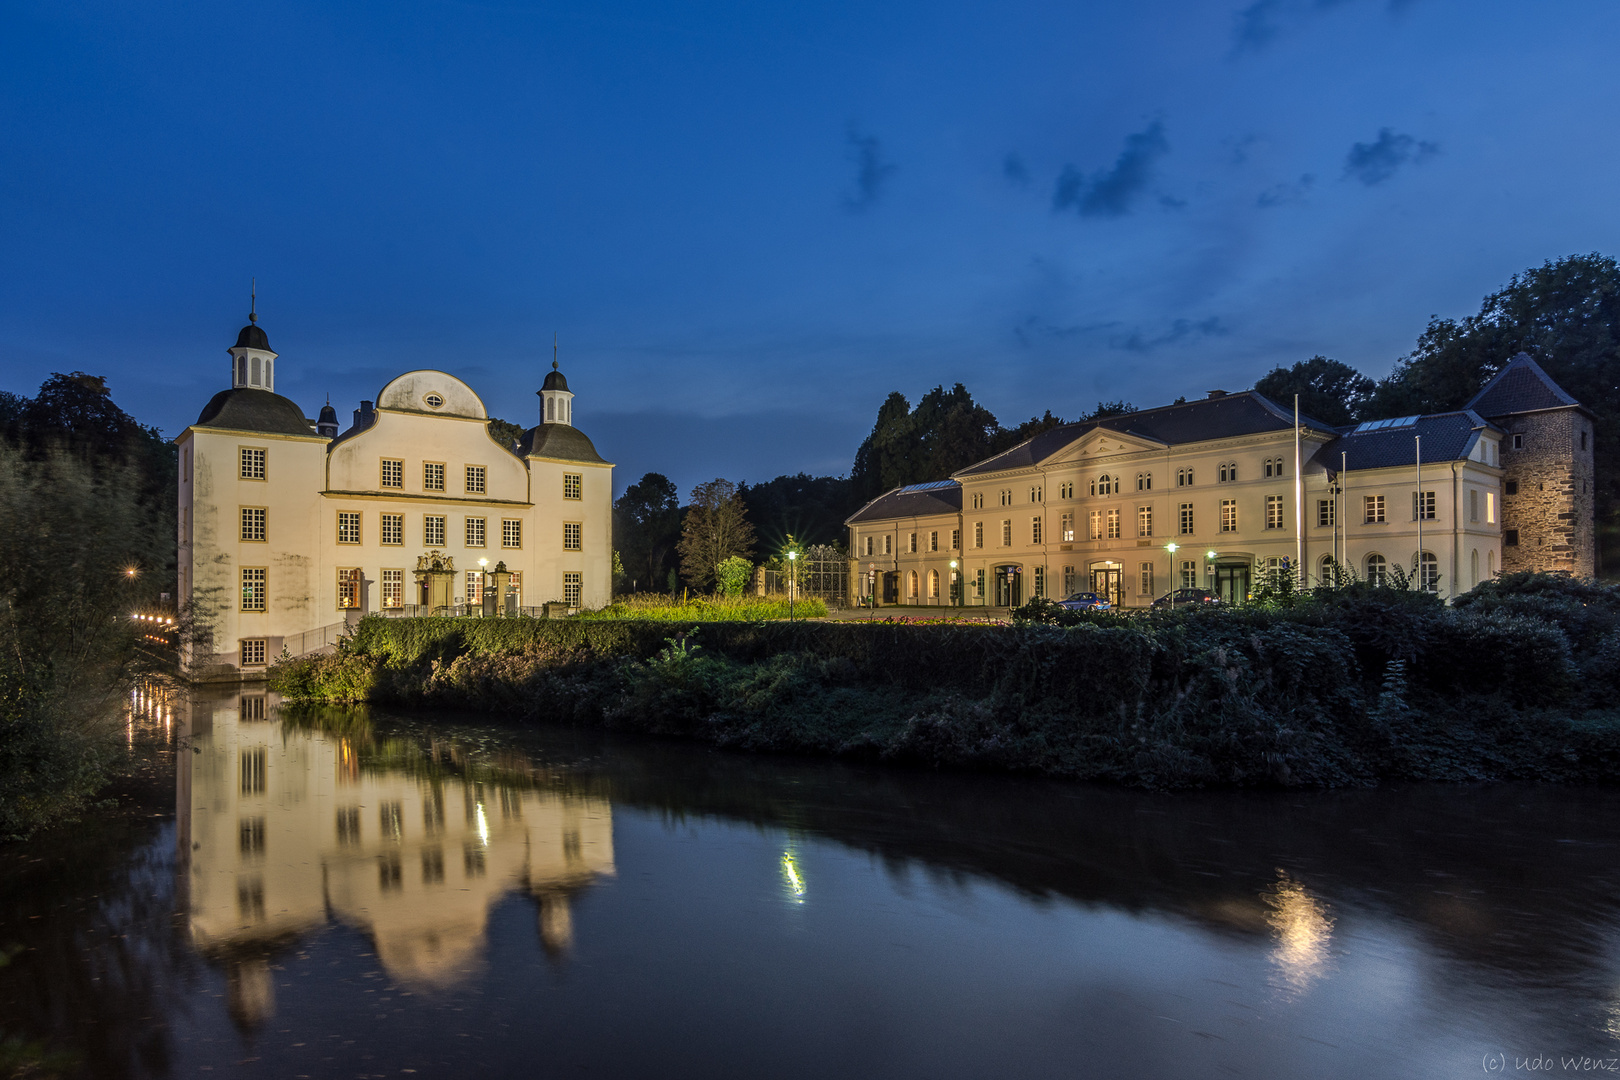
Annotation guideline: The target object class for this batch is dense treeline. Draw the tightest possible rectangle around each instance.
[0,373,176,838]
[270,572,1620,788]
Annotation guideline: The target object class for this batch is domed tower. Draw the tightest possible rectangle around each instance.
[316,399,339,439]
[539,360,573,427]
[228,290,278,392]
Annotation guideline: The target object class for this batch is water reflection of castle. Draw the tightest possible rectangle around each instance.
[177,689,613,1024]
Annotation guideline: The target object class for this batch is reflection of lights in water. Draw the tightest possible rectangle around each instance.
[476,803,490,845]
[1264,869,1334,990]
[781,851,805,902]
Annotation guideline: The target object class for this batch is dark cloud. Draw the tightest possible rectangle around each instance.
[1013,314,1120,348]
[1002,153,1030,185]
[1114,316,1228,353]
[1343,128,1438,185]
[843,125,896,212]
[1233,0,1411,53]
[1052,122,1169,217]
[1257,173,1315,207]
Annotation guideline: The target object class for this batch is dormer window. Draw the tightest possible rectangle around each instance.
[424,393,444,410]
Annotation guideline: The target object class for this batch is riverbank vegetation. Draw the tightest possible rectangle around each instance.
[268,572,1620,788]
[0,374,175,839]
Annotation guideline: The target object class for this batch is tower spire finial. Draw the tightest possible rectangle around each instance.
[249,277,257,324]
[553,332,558,371]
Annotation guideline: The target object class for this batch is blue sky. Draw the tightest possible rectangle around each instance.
[3,0,1618,495]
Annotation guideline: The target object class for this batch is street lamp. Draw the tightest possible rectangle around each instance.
[478,558,488,616]
[787,549,797,623]
[949,559,959,607]
[1164,542,1178,610]
[1206,550,1217,595]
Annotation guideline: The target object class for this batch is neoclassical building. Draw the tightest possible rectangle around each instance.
[178,312,613,678]
[846,354,1594,607]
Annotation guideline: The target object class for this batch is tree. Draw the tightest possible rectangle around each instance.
[738,473,856,549]
[849,384,1005,503]
[715,556,752,597]
[1077,400,1135,422]
[1253,356,1376,427]
[614,473,681,592]
[487,417,525,451]
[677,479,757,590]
[1368,253,1620,569]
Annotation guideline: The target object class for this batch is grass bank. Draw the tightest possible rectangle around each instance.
[267,574,1620,788]
[577,594,828,621]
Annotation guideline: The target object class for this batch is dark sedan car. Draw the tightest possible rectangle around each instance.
[1151,588,1221,608]
[1056,591,1112,611]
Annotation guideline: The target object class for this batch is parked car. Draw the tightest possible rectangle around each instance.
[1057,591,1112,611]
[1151,588,1221,609]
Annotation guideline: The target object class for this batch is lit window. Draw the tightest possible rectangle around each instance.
[1032,518,1043,544]
[1137,505,1152,537]
[564,473,582,500]
[1180,560,1197,589]
[465,465,486,495]
[563,572,582,607]
[563,522,582,550]
[466,517,487,547]
[502,519,522,548]
[240,447,266,480]
[380,513,404,545]
[424,462,445,491]
[1486,492,1497,524]
[1139,562,1154,597]
[425,515,446,547]
[241,638,267,667]
[336,568,361,609]
[380,459,403,488]
[1061,512,1074,542]
[241,507,266,542]
[1179,504,1194,534]
[338,512,362,544]
[381,568,403,608]
[240,567,266,612]
[1089,510,1102,540]
[1221,500,1237,532]
[465,570,482,605]
[1106,508,1120,539]
[1265,494,1283,530]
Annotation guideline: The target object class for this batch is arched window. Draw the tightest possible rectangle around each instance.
[1319,554,1335,587]
[1098,474,1113,495]
[1419,552,1439,593]
[1488,549,1496,578]
[1471,549,1479,588]
[263,359,272,388]
[250,355,261,386]
[235,355,246,385]
[908,571,918,598]
[1366,553,1387,587]
[928,570,939,598]
[546,398,555,421]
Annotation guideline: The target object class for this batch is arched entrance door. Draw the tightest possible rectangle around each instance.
[1089,560,1122,607]
[993,565,1023,607]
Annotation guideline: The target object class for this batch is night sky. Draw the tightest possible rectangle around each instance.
[3,0,1618,496]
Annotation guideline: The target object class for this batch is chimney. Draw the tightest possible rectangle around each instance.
[352,400,375,429]
[1206,389,1228,399]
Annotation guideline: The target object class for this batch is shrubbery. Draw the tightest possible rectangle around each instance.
[268,573,1620,789]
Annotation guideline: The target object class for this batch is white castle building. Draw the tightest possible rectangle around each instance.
[177,311,614,679]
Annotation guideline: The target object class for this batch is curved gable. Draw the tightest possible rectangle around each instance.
[377,371,488,419]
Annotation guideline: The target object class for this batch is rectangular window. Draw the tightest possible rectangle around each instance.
[1512,433,1524,450]
[1032,518,1043,544]
[240,567,266,612]
[240,447,265,480]
[337,511,362,545]
[1413,490,1436,521]
[1486,491,1497,524]
[380,458,403,488]
[1060,512,1074,542]
[337,568,361,609]
[974,522,983,548]
[381,568,403,608]
[1179,504,1194,535]
[1138,505,1152,537]
[465,465,486,495]
[466,517,487,547]
[240,506,266,542]
[563,473,583,500]
[1001,520,1012,546]
[1180,560,1197,589]
[951,528,961,550]
[1033,566,1045,599]
[563,572,582,607]
[1265,494,1283,530]
[1505,528,1520,546]
[864,536,874,556]
[424,462,445,491]
[1470,489,1479,523]
[1505,480,1519,496]
[1365,495,1385,524]
[1139,562,1154,598]
[502,519,522,548]
[563,522,582,551]
[424,515,446,547]
[1106,508,1120,539]
[908,532,917,553]
[882,534,892,556]
[1220,500,1237,533]
[465,570,482,605]
[929,531,938,552]
[380,513,404,545]
[1318,499,1335,528]
[1088,510,1101,540]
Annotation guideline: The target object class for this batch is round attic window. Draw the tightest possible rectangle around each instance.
[424,393,444,410]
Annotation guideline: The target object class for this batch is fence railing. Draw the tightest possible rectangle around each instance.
[759,559,851,609]
[282,621,349,658]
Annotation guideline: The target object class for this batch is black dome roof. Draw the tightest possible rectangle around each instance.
[194,388,314,437]
[542,365,569,392]
[235,322,271,351]
[517,422,606,464]
[317,403,338,423]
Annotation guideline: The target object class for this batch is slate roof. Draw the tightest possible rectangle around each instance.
[517,423,607,464]
[1466,352,1585,418]
[1316,410,1491,473]
[193,387,317,437]
[846,480,964,525]
[954,391,1337,477]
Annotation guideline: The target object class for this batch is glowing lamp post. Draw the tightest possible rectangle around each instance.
[950,559,959,607]
[787,549,797,623]
[1206,550,1217,595]
[478,558,489,616]
[1165,542,1178,610]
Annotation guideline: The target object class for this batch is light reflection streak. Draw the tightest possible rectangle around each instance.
[781,850,805,903]
[1264,869,1334,992]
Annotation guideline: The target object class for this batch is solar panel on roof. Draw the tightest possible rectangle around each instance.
[1351,416,1419,434]
[895,480,958,493]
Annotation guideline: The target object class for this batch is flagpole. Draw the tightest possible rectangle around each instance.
[1295,395,1304,588]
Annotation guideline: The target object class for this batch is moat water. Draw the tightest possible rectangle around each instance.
[4,687,1620,1078]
